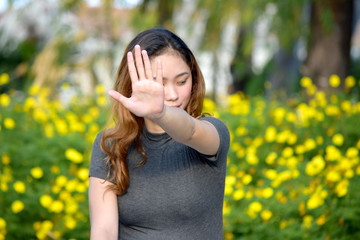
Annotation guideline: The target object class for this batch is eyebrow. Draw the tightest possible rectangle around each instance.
[162,72,190,81]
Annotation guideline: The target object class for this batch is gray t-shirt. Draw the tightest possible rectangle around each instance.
[89,116,230,240]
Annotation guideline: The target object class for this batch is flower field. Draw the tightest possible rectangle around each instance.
[1,73,360,239]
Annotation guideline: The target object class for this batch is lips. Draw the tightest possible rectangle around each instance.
[167,104,181,108]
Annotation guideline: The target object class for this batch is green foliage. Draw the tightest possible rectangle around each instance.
[1,74,360,239]
[214,75,360,240]
[0,83,108,239]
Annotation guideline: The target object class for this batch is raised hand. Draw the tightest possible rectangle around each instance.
[108,45,165,119]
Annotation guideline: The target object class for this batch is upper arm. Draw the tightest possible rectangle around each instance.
[88,176,118,240]
[187,118,221,156]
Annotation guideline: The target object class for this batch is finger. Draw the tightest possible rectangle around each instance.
[142,50,153,80]
[155,59,163,85]
[108,90,130,108]
[134,45,145,80]
[127,52,139,83]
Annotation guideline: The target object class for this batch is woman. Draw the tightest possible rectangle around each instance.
[89,28,230,240]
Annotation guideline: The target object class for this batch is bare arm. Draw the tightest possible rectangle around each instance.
[151,105,220,155]
[89,177,118,240]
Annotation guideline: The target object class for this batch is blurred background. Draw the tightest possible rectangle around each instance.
[1,0,359,100]
[1,0,360,239]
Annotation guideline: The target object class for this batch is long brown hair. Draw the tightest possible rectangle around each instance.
[101,28,206,195]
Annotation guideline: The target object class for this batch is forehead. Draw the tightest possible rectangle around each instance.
[150,51,190,73]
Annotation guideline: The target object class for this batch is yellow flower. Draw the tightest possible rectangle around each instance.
[4,118,15,129]
[346,147,358,158]
[224,184,233,195]
[273,107,286,124]
[260,210,272,221]
[325,105,340,116]
[306,84,317,95]
[224,232,234,240]
[0,73,10,85]
[325,145,342,161]
[282,147,294,158]
[0,217,6,229]
[223,201,230,216]
[33,108,48,123]
[246,153,259,165]
[332,133,344,146]
[307,193,324,209]
[302,215,313,229]
[96,96,107,106]
[11,200,24,213]
[265,152,277,165]
[326,170,341,182]
[341,100,352,113]
[65,148,83,163]
[0,94,10,107]
[316,215,327,226]
[344,76,356,89]
[31,167,44,179]
[249,201,263,212]
[95,84,106,95]
[262,187,274,198]
[345,169,354,179]
[54,119,68,135]
[287,133,298,145]
[23,97,36,112]
[279,220,288,229]
[304,138,316,151]
[300,77,312,88]
[263,169,277,180]
[13,181,26,193]
[50,165,60,174]
[203,98,217,113]
[233,189,245,200]
[65,179,79,192]
[265,126,277,142]
[64,216,77,229]
[44,123,54,138]
[1,154,10,165]
[295,145,306,155]
[28,85,41,96]
[235,126,247,136]
[286,112,296,123]
[242,174,252,185]
[49,200,64,213]
[329,74,341,88]
[305,155,325,176]
[40,195,53,208]
[335,179,349,197]
[65,201,78,214]
[55,175,68,187]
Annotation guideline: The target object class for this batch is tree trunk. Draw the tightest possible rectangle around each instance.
[229,27,252,94]
[303,0,353,92]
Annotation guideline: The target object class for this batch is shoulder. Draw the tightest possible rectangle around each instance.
[200,116,229,137]
[199,116,230,158]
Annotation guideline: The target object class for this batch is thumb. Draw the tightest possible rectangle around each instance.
[108,90,129,106]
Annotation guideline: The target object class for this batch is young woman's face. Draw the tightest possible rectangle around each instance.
[151,52,192,110]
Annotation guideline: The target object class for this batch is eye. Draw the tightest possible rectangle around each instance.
[177,79,187,86]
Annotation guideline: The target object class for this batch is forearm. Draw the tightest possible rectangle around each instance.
[151,105,196,144]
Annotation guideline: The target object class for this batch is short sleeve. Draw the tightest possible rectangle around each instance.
[200,116,230,162]
[89,132,109,180]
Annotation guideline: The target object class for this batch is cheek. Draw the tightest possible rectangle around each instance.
[181,83,192,101]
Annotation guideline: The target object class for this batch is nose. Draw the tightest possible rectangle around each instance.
[164,84,178,102]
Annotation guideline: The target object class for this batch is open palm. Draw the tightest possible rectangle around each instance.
[109,45,165,119]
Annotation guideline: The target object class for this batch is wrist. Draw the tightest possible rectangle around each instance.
[149,104,167,121]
